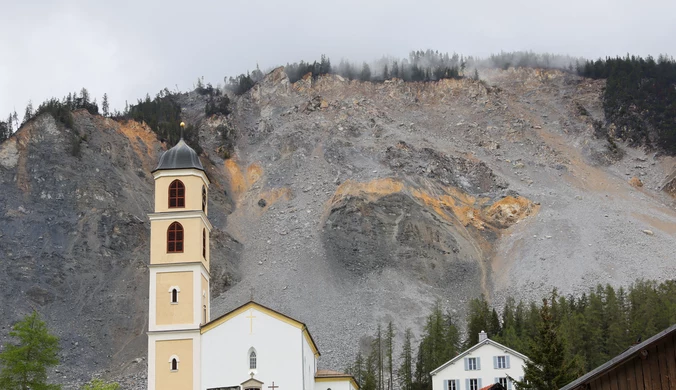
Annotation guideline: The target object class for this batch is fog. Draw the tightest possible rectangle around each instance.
[1,0,675,117]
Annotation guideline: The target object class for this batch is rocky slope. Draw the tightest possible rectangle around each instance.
[1,67,676,388]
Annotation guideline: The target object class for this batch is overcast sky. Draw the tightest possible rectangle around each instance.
[1,0,675,119]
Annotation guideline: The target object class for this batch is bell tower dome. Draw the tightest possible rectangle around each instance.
[147,128,210,390]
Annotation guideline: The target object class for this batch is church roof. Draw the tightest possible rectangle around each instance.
[200,301,320,357]
[152,138,205,173]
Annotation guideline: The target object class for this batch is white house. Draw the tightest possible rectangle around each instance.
[430,331,528,390]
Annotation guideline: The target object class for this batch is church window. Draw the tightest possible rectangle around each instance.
[169,355,179,371]
[203,304,207,324]
[171,288,178,303]
[202,185,207,212]
[169,180,185,208]
[202,228,206,259]
[167,222,184,253]
[249,350,257,369]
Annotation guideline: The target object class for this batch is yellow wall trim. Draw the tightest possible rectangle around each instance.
[148,211,213,232]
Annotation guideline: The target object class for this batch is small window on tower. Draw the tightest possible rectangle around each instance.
[169,180,185,208]
[202,185,207,212]
[171,288,178,303]
[171,358,178,371]
[202,228,206,259]
[167,222,184,253]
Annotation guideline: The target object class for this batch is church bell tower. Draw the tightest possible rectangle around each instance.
[147,125,210,390]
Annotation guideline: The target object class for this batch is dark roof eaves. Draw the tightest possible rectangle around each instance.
[559,323,676,390]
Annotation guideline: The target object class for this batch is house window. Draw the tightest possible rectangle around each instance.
[249,350,257,369]
[499,378,508,388]
[467,357,477,370]
[494,355,510,369]
[447,380,457,390]
[167,222,184,252]
[171,288,178,303]
[202,228,206,259]
[469,379,478,390]
[202,185,207,212]
[169,180,185,208]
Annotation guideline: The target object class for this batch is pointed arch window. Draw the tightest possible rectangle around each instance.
[249,350,257,369]
[202,185,207,212]
[167,222,184,253]
[169,180,185,208]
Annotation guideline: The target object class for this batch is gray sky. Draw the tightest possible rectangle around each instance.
[1,0,675,119]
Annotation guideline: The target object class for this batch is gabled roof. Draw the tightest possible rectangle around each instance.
[560,323,676,390]
[315,369,360,389]
[200,301,320,357]
[430,339,529,375]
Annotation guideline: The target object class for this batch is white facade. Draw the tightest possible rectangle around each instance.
[431,334,527,390]
[200,302,320,390]
[314,377,358,390]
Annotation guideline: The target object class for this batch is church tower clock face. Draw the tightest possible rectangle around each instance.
[146,136,211,390]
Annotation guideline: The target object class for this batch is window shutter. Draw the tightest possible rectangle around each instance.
[464,358,469,371]
[478,379,482,389]
[476,357,481,370]
[466,379,470,390]
[507,379,513,390]
[493,356,498,369]
[456,379,460,390]
[494,378,498,385]
[506,355,511,369]
[444,380,449,390]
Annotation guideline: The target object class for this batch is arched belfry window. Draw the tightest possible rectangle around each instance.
[170,287,179,303]
[202,229,206,259]
[169,180,185,208]
[249,349,257,370]
[202,185,207,212]
[167,222,184,253]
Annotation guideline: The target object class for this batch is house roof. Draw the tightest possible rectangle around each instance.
[560,323,676,390]
[200,301,320,357]
[430,338,529,376]
[315,369,360,389]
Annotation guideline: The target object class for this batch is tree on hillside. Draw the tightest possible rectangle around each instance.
[102,94,109,117]
[361,63,371,81]
[512,299,581,390]
[0,311,61,390]
[385,322,394,390]
[23,101,33,125]
[82,378,120,390]
[398,328,413,390]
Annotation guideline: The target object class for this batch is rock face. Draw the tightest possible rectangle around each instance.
[3,67,676,388]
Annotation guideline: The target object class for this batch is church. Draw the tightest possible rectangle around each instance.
[146,132,358,390]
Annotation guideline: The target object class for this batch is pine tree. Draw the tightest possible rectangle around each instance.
[383,65,390,81]
[398,328,413,390]
[23,100,33,125]
[361,63,371,82]
[0,311,61,390]
[102,94,109,117]
[385,322,394,390]
[512,299,580,390]
[376,324,383,390]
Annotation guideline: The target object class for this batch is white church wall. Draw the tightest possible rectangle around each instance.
[431,342,526,390]
[201,307,305,390]
[302,331,318,390]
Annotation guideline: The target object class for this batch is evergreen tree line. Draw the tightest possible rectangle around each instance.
[469,280,676,373]
[347,279,676,390]
[576,55,676,154]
